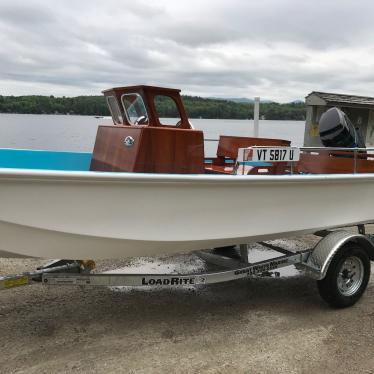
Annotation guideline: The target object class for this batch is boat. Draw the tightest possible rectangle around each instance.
[1,85,374,260]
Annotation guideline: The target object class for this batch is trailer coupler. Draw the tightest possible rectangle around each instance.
[0,260,95,290]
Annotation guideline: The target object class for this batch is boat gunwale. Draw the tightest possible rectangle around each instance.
[1,167,374,184]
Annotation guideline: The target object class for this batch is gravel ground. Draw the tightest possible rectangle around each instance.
[1,234,374,374]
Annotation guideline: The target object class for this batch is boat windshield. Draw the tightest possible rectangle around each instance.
[154,95,181,126]
[106,96,123,125]
[121,93,148,126]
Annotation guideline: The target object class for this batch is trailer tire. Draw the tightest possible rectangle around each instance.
[317,244,370,308]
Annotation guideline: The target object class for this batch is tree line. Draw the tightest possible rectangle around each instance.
[0,94,306,120]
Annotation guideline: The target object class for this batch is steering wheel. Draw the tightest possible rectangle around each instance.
[176,120,194,129]
[134,115,148,125]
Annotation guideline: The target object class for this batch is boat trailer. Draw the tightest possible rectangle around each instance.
[1,227,374,308]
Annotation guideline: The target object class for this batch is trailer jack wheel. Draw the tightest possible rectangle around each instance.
[317,245,371,308]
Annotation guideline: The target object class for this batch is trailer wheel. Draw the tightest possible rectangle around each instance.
[317,244,370,308]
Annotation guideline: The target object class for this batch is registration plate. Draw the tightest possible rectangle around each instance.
[251,147,300,162]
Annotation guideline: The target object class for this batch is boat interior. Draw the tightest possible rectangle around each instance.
[1,84,374,175]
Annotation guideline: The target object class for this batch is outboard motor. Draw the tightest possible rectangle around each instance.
[319,107,365,148]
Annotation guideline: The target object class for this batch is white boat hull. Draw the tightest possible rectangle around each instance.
[0,169,373,259]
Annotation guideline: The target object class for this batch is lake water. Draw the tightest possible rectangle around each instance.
[0,114,305,157]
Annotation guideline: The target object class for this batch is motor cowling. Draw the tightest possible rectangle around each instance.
[319,107,365,148]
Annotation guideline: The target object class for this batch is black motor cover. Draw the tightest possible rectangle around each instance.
[319,107,365,148]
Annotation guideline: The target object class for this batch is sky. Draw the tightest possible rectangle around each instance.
[1,0,374,102]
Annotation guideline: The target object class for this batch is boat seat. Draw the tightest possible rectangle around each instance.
[204,135,291,175]
[295,151,374,174]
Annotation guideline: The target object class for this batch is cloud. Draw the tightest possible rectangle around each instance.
[1,0,374,101]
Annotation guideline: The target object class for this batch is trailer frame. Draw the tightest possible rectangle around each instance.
[1,226,374,308]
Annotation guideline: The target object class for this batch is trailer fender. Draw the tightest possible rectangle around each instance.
[305,230,374,280]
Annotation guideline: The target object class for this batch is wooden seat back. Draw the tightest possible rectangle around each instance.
[217,135,291,159]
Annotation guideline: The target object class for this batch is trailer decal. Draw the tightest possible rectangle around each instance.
[234,258,288,276]
[141,277,195,286]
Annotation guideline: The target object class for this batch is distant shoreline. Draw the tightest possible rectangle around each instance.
[0,94,306,121]
[0,112,305,122]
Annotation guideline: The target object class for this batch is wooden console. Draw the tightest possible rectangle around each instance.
[90,125,204,174]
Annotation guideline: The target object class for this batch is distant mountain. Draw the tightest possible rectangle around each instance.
[209,97,274,104]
